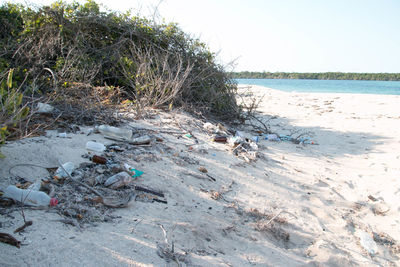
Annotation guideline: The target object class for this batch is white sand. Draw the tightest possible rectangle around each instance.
[1,85,399,266]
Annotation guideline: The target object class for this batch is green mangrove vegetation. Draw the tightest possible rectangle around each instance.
[231,72,400,81]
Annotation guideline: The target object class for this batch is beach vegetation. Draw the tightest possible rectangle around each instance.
[0,0,239,124]
[231,71,400,81]
[0,69,30,157]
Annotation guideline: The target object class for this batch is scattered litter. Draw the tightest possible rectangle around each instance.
[228,136,244,147]
[86,141,106,152]
[213,136,227,143]
[123,163,144,178]
[98,125,133,141]
[264,134,280,141]
[2,185,58,207]
[356,230,378,255]
[104,172,134,189]
[203,122,215,132]
[58,132,67,138]
[36,102,54,114]
[130,135,152,145]
[27,179,42,191]
[54,162,75,179]
[279,135,291,142]
[91,155,107,165]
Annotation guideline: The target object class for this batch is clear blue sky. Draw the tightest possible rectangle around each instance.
[5,0,400,73]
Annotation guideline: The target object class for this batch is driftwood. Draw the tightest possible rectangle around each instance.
[181,171,216,182]
[0,233,21,248]
[14,221,33,233]
[134,185,164,198]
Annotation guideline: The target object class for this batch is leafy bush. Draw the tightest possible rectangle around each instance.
[0,0,239,120]
[0,69,29,157]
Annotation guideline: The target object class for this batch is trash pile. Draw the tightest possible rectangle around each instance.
[0,124,169,229]
[204,122,317,163]
[1,120,316,233]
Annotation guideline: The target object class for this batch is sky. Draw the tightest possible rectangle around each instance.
[4,0,400,73]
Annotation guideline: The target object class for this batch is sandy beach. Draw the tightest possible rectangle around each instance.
[1,85,399,266]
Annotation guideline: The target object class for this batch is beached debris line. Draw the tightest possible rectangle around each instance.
[1,139,169,226]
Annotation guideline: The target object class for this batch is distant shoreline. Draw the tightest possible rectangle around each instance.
[231,72,400,81]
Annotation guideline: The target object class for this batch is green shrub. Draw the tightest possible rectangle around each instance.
[0,69,30,157]
[0,0,239,120]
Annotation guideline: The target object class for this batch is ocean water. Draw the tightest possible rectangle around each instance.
[236,78,400,95]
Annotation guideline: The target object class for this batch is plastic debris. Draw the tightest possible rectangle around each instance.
[298,137,316,145]
[203,122,215,132]
[228,136,244,147]
[2,185,58,207]
[130,135,152,145]
[123,163,144,178]
[213,136,227,143]
[98,125,133,141]
[58,132,67,138]
[36,102,54,114]
[28,179,42,191]
[264,134,280,141]
[54,162,75,179]
[104,172,134,189]
[356,230,378,255]
[86,141,106,152]
[91,155,107,164]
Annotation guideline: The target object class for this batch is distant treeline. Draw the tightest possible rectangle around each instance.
[231,72,400,81]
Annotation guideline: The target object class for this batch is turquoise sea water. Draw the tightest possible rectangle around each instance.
[236,78,400,95]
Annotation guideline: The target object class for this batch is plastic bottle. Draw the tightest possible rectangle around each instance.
[130,135,151,145]
[2,185,58,207]
[28,179,42,191]
[356,230,378,255]
[98,125,133,141]
[54,162,75,179]
[104,172,133,189]
[86,141,106,152]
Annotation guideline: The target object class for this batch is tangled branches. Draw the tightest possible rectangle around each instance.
[0,1,240,121]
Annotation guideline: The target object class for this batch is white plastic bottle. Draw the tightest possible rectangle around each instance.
[86,141,106,152]
[54,162,75,179]
[2,185,58,207]
[98,125,133,141]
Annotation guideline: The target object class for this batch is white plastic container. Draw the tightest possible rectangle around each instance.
[98,125,132,141]
[104,172,133,189]
[86,141,106,152]
[28,179,42,191]
[356,230,378,255]
[2,185,58,207]
[54,162,75,179]
[130,135,151,145]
